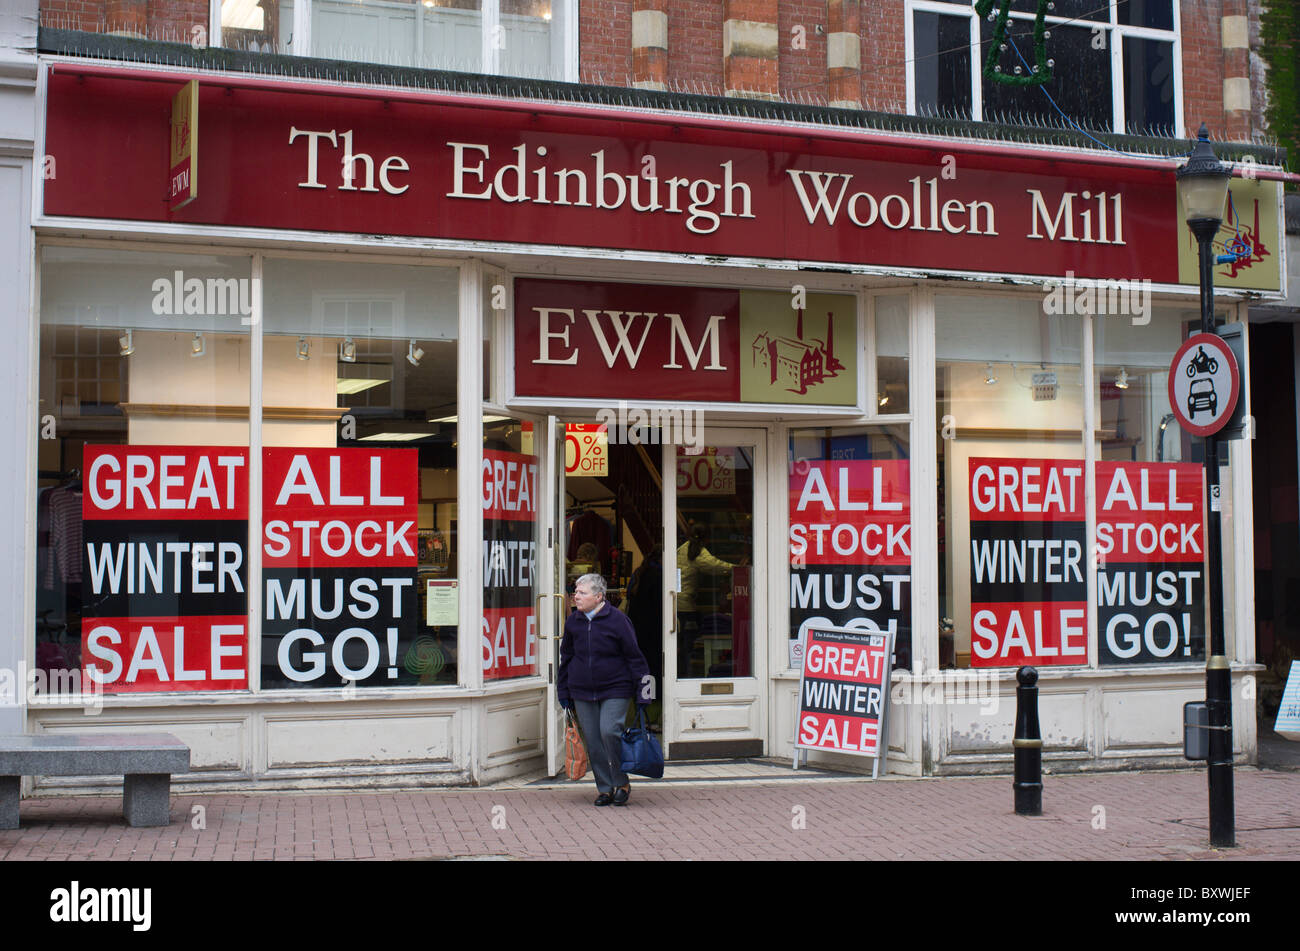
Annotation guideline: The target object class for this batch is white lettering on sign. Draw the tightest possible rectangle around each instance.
[87,453,245,512]
[289,126,409,194]
[794,465,903,512]
[786,171,998,236]
[529,306,728,371]
[788,522,911,559]
[970,463,1082,514]
[971,608,1087,660]
[447,143,756,235]
[1026,189,1125,245]
[84,622,246,685]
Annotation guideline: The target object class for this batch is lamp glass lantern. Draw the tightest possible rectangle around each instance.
[1175,123,1231,230]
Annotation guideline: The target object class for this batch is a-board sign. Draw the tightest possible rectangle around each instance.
[794,624,893,760]
[1277,660,1300,741]
[1168,332,1240,437]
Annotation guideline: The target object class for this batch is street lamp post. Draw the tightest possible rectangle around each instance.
[1175,123,1235,849]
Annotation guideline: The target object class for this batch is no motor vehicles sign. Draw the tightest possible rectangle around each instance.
[1168,333,1239,438]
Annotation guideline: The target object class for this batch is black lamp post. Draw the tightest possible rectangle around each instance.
[1175,123,1235,849]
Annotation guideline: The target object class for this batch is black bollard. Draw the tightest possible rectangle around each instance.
[1013,666,1042,816]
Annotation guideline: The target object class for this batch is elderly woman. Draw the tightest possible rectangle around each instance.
[557,573,651,806]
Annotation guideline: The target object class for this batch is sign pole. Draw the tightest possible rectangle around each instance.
[1192,216,1235,848]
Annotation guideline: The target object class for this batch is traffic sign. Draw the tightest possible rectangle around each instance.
[1167,333,1239,437]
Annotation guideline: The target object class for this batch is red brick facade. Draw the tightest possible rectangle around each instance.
[40,0,1269,143]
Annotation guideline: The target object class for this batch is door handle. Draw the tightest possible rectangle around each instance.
[535,592,566,637]
[669,590,678,634]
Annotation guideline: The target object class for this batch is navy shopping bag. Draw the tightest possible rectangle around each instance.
[619,707,664,779]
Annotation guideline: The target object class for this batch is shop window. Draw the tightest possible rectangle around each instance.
[910,1,1179,135]
[789,426,912,672]
[875,294,910,415]
[1093,306,1208,665]
[935,294,1086,670]
[36,246,254,696]
[217,0,571,81]
[483,418,539,681]
[259,257,461,689]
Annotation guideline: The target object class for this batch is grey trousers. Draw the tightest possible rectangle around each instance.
[573,697,631,794]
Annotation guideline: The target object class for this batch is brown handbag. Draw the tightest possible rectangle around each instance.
[564,709,589,781]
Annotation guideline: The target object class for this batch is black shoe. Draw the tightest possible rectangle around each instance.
[613,785,630,806]
[594,792,613,806]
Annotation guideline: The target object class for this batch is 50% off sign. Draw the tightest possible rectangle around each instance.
[564,424,608,477]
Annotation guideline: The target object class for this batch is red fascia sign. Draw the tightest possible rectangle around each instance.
[44,67,1183,283]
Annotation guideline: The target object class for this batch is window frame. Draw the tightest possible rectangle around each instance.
[210,0,579,82]
[905,0,1184,137]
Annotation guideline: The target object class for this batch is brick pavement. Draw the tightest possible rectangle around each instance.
[2,765,1298,861]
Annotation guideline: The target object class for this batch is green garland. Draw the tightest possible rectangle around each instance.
[974,0,1054,87]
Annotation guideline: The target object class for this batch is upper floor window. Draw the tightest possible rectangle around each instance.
[908,0,1180,136]
[217,0,576,81]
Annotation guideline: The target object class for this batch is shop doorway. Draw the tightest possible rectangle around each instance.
[549,421,768,762]
[663,428,766,758]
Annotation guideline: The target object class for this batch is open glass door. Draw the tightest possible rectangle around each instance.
[664,428,767,758]
[539,415,567,777]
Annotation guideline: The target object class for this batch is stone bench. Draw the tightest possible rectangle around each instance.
[0,733,190,829]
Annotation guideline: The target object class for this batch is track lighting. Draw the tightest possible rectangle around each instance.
[984,362,997,385]
[190,333,205,357]
[297,336,310,361]
[118,329,134,356]
[407,340,424,367]
[339,337,356,363]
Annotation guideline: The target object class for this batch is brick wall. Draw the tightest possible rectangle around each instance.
[38,0,1269,144]
[580,0,632,85]
[668,1,725,95]
[1181,0,1229,138]
[860,0,906,113]
[778,0,827,104]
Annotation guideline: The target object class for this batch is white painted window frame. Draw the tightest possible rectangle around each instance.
[212,0,577,80]
[904,0,1184,137]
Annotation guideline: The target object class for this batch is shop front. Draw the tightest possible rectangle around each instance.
[21,56,1287,791]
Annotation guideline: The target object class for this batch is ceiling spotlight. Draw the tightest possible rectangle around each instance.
[339,337,357,363]
[878,393,890,408]
[984,362,997,385]
[190,332,205,358]
[118,329,134,356]
[407,340,424,367]
[1115,367,1130,390]
[297,336,310,361]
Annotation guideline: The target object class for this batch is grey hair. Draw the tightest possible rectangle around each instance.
[575,573,607,599]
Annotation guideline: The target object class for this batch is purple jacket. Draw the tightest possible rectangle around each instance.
[557,601,652,704]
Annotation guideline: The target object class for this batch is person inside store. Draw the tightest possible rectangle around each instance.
[625,544,663,727]
[558,573,651,807]
[676,525,742,676]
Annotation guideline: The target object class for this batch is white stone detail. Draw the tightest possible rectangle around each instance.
[632,9,668,50]
[1221,15,1248,49]
[827,31,860,70]
[1223,76,1251,112]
